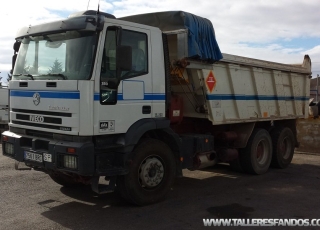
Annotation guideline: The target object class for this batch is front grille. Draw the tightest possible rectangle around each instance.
[12,108,71,117]
[13,120,72,131]
[16,114,62,124]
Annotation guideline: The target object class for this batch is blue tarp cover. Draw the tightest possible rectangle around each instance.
[183,12,223,62]
[120,11,223,62]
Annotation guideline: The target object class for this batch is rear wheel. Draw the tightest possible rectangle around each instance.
[117,139,176,206]
[240,129,272,175]
[270,127,295,168]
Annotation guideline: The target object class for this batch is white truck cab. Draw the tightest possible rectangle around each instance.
[3,11,176,205]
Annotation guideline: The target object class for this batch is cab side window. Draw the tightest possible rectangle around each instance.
[120,30,148,79]
[100,28,148,105]
[101,29,117,80]
[100,28,117,105]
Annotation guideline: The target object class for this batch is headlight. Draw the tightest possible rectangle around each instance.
[4,143,14,155]
[63,155,78,170]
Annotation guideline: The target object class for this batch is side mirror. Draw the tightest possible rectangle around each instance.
[12,54,17,74]
[12,41,21,73]
[116,46,132,71]
[106,78,120,89]
[13,41,21,53]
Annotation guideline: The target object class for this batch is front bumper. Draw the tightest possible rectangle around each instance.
[1,131,95,176]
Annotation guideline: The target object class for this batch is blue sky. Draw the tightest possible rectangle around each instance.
[276,38,320,51]
[1,0,319,84]
[241,37,320,52]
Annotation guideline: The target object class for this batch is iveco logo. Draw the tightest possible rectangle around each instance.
[33,93,41,106]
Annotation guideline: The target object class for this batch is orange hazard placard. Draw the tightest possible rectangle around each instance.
[206,71,216,93]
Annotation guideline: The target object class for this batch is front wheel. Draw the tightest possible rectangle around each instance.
[117,139,176,205]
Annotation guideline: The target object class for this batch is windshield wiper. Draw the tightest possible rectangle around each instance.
[13,74,34,80]
[41,73,68,80]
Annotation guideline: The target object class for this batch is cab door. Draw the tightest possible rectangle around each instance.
[94,23,152,134]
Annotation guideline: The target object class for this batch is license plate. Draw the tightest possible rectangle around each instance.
[43,153,52,162]
[24,151,43,163]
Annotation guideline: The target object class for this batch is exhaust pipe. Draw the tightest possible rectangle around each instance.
[194,151,217,169]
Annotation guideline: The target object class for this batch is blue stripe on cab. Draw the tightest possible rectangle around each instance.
[10,90,80,99]
[94,94,165,101]
[144,94,166,100]
[93,94,123,101]
[94,94,100,101]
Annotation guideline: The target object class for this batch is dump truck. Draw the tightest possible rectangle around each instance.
[1,10,311,205]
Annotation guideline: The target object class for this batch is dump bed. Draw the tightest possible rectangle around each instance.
[171,54,311,124]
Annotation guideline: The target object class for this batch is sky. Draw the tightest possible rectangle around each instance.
[0,0,319,85]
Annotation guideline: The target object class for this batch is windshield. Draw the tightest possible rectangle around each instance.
[13,31,98,80]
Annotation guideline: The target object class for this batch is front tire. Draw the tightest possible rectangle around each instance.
[117,139,176,205]
[240,129,272,175]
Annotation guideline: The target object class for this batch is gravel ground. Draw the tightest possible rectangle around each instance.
[1,144,320,230]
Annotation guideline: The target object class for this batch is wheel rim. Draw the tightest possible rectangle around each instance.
[256,139,269,165]
[280,136,292,159]
[138,155,164,189]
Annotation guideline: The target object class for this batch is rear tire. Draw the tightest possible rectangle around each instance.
[117,138,176,206]
[270,127,295,169]
[240,129,272,175]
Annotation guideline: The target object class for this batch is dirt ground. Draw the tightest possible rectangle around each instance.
[1,144,320,230]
